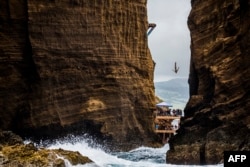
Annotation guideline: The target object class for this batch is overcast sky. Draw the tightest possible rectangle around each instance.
[147,0,191,82]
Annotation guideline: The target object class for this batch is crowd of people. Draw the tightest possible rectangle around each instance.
[154,105,183,143]
[155,107,183,116]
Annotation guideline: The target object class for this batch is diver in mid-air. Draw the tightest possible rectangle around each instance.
[172,62,179,73]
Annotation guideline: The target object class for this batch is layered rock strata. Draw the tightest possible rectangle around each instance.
[167,0,250,164]
[0,0,156,150]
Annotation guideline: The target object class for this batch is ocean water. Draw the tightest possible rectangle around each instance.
[154,78,189,110]
[46,135,223,167]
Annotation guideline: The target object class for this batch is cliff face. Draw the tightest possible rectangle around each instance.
[0,0,156,150]
[167,0,250,164]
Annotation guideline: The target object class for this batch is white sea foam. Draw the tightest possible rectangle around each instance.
[46,136,223,167]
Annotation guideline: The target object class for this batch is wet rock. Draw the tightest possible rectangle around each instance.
[0,131,93,166]
[0,143,93,167]
[53,158,66,167]
[0,130,23,146]
[54,148,93,166]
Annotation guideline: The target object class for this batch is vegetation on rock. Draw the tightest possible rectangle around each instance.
[0,130,93,167]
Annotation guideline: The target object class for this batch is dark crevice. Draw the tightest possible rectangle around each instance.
[188,58,199,96]
[23,38,41,84]
[10,0,40,133]
[200,143,206,165]
[204,69,215,103]
[23,0,40,85]
[239,0,248,13]
[6,0,11,21]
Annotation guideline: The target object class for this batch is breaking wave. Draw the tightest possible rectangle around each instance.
[42,135,223,167]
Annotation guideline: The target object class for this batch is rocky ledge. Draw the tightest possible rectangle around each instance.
[0,131,94,167]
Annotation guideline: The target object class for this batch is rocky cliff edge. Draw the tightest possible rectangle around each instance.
[0,0,157,151]
[167,0,250,165]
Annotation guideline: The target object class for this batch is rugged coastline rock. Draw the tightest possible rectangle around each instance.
[0,0,156,150]
[0,130,93,167]
[167,0,250,165]
[1,143,93,167]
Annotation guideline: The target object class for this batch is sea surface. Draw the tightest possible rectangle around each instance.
[45,135,223,167]
[154,78,189,110]
[38,78,222,166]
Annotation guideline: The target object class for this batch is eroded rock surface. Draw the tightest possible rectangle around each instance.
[167,0,250,165]
[0,130,93,166]
[0,0,156,150]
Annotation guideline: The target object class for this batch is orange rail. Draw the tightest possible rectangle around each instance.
[155,129,177,133]
[155,115,181,120]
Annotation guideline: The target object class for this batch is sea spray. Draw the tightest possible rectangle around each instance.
[42,134,223,167]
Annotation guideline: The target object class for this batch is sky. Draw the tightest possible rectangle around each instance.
[147,0,191,82]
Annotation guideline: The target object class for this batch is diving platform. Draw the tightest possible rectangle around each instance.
[153,102,183,143]
[155,115,181,120]
[154,115,180,134]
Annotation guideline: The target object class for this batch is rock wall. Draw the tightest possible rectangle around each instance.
[167,0,250,164]
[0,0,156,150]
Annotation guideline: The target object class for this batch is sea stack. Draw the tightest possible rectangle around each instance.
[167,0,250,164]
[0,0,156,150]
